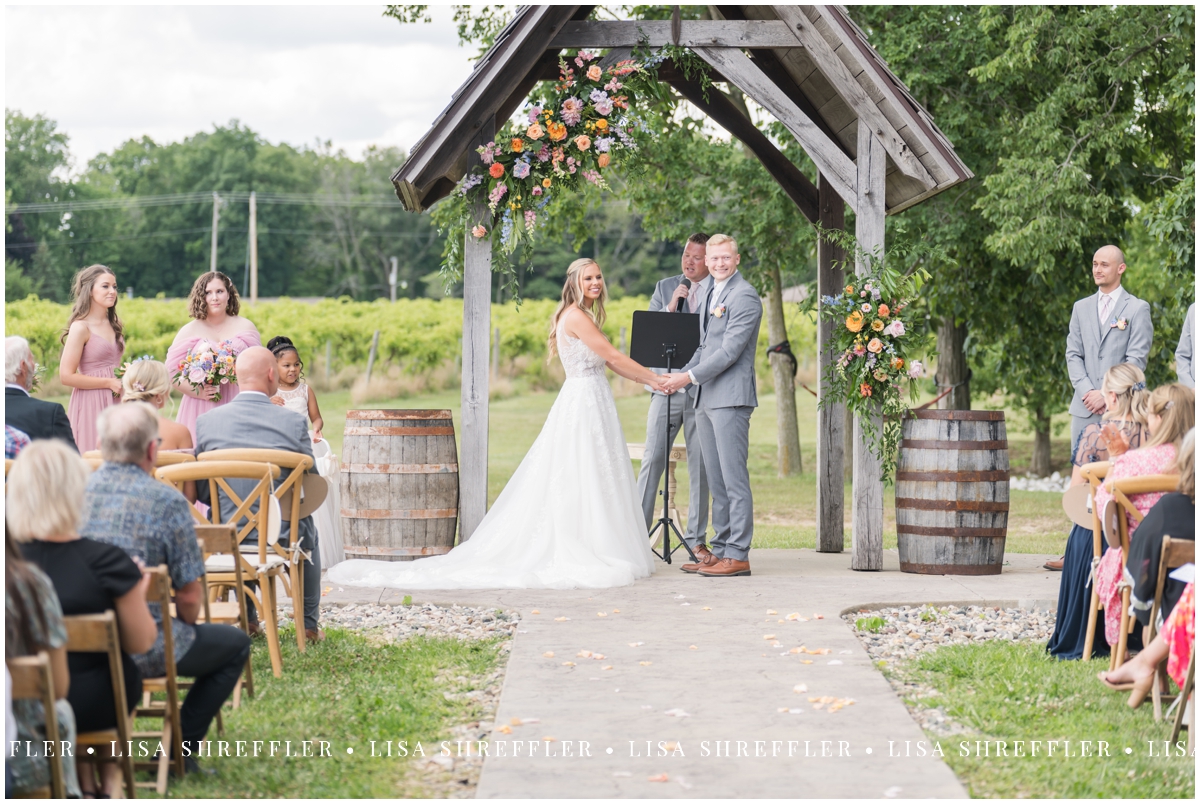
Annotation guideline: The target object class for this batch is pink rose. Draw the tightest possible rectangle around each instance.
[587,65,603,81]
[883,320,906,338]
[907,360,924,379]
[574,135,591,151]
[188,368,207,384]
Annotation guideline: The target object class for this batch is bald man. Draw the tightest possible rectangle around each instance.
[195,346,322,640]
[1065,245,1153,453]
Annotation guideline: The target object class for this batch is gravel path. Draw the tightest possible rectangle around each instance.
[844,604,1056,736]
[279,602,518,798]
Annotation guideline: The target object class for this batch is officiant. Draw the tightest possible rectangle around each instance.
[634,232,711,552]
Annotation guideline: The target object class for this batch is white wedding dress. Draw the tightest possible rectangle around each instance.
[326,324,657,590]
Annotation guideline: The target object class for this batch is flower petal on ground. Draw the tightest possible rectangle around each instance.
[663,708,690,717]
[648,774,669,783]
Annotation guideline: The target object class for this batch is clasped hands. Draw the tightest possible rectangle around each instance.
[653,373,691,395]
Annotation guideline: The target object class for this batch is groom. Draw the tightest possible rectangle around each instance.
[662,234,762,577]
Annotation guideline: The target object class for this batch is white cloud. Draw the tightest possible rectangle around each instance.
[5,5,477,169]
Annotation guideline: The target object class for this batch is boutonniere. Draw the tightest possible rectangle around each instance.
[713,305,726,319]
[1111,317,1128,331]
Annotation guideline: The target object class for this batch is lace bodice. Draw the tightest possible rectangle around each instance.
[1073,419,1147,466]
[557,324,607,379]
[277,383,310,422]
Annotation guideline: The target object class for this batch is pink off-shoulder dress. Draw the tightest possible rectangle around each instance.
[67,335,124,452]
[167,330,261,445]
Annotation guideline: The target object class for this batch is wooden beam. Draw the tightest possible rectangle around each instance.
[772,6,937,189]
[746,49,850,159]
[816,174,845,553]
[660,63,818,224]
[458,118,496,543]
[550,19,803,48]
[692,46,858,212]
[851,125,886,571]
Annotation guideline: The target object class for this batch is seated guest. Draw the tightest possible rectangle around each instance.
[195,346,322,641]
[5,527,81,798]
[9,440,156,797]
[1047,363,1149,659]
[1093,383,1195,649]
[1127,429,1195,627]
[117,358,193,452]
[1099,580,1194,708]
[80,402,250,773]
[5,425,30,459]
[4,336,76,450]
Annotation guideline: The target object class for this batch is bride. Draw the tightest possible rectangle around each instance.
[327,258,667,590]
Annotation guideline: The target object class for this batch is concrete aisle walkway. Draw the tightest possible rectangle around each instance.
[322,548,1062,799]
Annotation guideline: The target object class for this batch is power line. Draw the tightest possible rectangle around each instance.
[5,227,440,250]
[5,191,407,215]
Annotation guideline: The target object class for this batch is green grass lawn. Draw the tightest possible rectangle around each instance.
[899,642,1194,798]
[134,627,505,798]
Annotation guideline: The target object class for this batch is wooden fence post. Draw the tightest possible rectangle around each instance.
[325,340,332,386]
[816,174,845,553]
[364,330,380,386]
[851,127,887,571]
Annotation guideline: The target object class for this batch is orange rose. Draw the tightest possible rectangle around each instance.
[859,383,873,398]
[867,338,883,353]
[542,177,552,188]
[574,135,592,151]
[526,122,544,140]
[489,163,505,178]
[594,118,609,131]
[845,311,865,333]
[510,138,524,153]
[597,153,611,168]
[547,121,567,142]
[871,319,885,332]
[845,285,855,295]
[890,357,905,370]
[587,65,603,81]
[877,304,890,318]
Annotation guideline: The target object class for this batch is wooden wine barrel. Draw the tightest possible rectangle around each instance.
[341,410,459,562]
[895,410,1009,575]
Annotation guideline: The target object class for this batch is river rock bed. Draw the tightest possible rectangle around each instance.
[278,601,521,643]
[1009,472,1071,493]
[845,604,1057,736]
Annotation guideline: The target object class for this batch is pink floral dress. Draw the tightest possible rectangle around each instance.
[1093,442,1177,645]
[1163,582,1194,688]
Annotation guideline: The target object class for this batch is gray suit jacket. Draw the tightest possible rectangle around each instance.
[1176,303,1195,388]
[645,274,707,401]
[681,271,762,409]
[195,392,315,546]
[1065,287,1153,418]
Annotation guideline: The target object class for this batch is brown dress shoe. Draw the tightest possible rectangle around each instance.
[1043,556,1065,571]
[305,628,326,643]
[698,557,751,577]
[681,546,718,574]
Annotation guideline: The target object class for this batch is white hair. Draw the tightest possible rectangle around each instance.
[6,440,88,541]
[5,336,34,385]
[98,401,159,464]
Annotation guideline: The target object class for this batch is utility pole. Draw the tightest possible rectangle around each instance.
[388,256,398,302]
[210,192,220,272]
[249,191,258,304]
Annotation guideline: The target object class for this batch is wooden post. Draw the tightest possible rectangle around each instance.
[324,340,331,386]
[210,192,220,272]
[365,330,380,385]
[248,191,258,304]
[851,126,887,571]
[459,118,496,542]
[816,174,845,552]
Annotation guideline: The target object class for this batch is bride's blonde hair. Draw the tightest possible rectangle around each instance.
[547,258,607,359]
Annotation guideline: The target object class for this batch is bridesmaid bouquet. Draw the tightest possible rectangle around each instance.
[174,340,238,402]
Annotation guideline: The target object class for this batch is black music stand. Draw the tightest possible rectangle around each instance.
[629,310,701,564]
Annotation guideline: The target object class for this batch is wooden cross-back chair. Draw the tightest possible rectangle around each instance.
[156,460,285,678]
[64,611,137,799]
[133,566,185,793]
[1106,473,1181,672]
[198,448,317,654]
[1080,460,1110,662]
[6,652,65,799]
[1147,537,1196,722]
[82,449,196,467]
[192,524,253,709]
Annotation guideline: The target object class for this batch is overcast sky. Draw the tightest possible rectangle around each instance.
[5,5,478,172]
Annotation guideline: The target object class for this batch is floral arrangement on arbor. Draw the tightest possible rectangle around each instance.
[820,266,927,481]
[174,339,238,402]
[451,50,660,256]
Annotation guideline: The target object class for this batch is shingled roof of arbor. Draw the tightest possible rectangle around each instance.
[392,5,972,218]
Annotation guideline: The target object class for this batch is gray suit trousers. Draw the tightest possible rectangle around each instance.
[694,405,754,561]
[635,392,709,546]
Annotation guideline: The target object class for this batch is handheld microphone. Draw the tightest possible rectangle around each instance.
[675,277,692,312]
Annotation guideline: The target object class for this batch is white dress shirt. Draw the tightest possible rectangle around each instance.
[5,384,30,396]
[1098,286,1123,326]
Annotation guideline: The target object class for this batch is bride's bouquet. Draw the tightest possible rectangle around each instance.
[174,339,238,402]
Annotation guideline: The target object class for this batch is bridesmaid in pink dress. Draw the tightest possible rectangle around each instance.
[166,270,261,444]
[59,265,125,452]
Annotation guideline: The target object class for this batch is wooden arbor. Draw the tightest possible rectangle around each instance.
[391,6,972,569]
